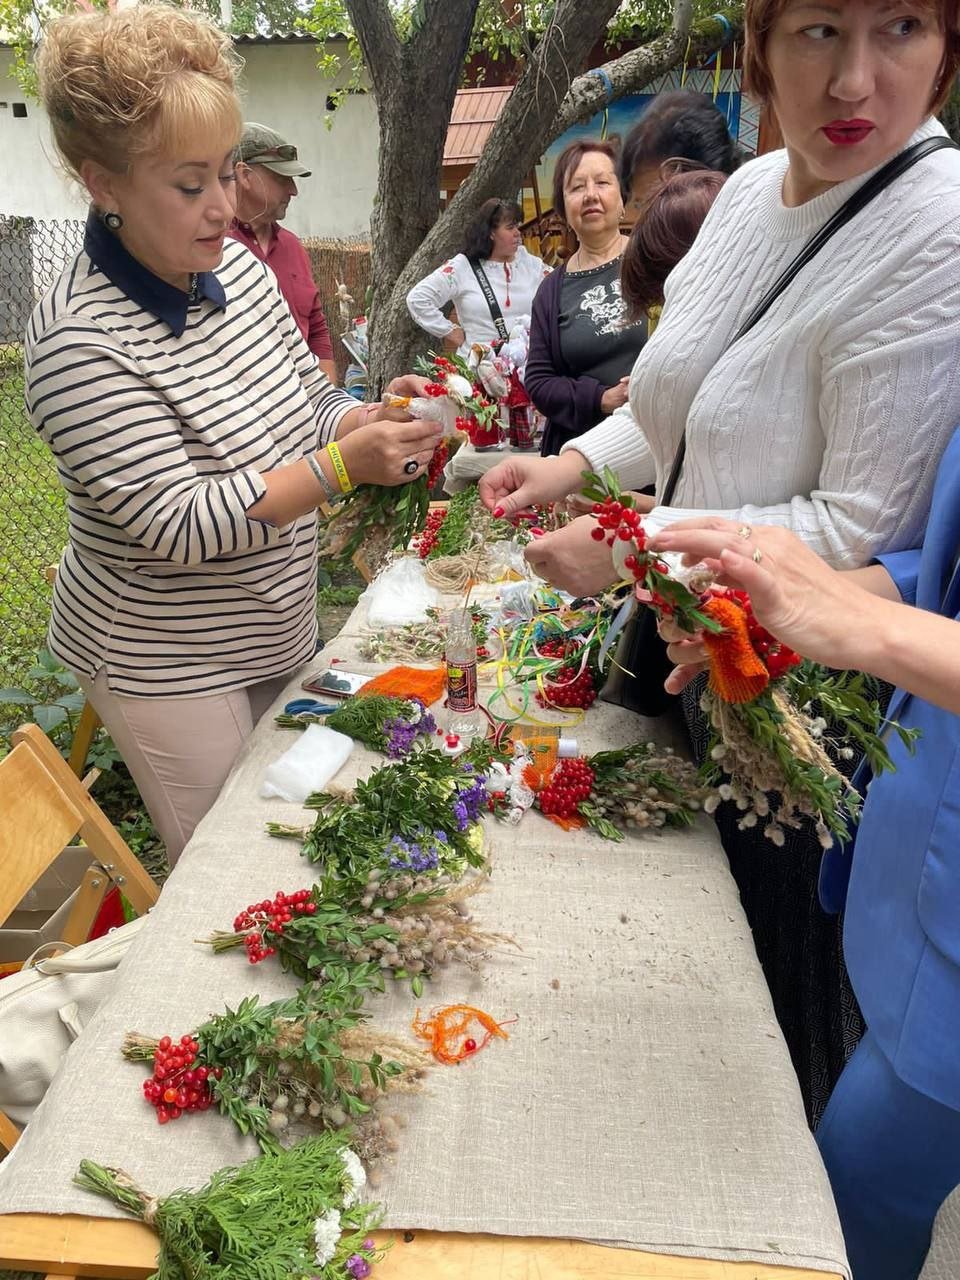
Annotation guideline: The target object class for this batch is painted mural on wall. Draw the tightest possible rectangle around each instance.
[525,67,757,224]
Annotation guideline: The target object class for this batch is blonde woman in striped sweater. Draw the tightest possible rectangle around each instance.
[29,5,439,864]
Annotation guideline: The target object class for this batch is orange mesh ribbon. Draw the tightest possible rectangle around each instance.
[411,1004,513,1065]
[356,665,447,706]
[701,596,770,704]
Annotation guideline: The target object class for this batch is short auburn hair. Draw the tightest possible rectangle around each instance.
[743,0,960,113]
[620,170,727,321]
[551,139,620,224]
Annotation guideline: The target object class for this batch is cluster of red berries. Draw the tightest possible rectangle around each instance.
[537,759,596,819]
[233,889,316,965]
[415,506,447,559]
[535,640,597,710]
[142,1034,223,1124]
[708,588,802,681]
[423,381,448,397]
[426,439,450,488]
[589,498,649,572]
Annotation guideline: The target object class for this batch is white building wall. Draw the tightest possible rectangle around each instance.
[0,40,379,239]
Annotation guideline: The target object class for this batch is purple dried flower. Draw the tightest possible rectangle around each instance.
[363,1238,375,1251]
[346,1254,372,1279]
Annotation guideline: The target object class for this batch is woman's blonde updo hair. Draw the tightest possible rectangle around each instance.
[37,3,243,180]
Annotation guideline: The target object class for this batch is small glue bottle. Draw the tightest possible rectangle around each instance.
[443,607,484,743]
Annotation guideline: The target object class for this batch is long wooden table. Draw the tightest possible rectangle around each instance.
[0,587,846,1280]
[0,1216,841,1279]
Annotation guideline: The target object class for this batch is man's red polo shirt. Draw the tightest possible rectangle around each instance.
[228,221,334,363]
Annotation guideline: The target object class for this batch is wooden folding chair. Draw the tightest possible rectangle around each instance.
[0,723,160,1153]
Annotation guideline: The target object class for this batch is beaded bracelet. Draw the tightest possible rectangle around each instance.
[306,452,338,503]
[326,441,353,494]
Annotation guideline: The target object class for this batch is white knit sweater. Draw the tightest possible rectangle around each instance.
[564,119,960,567]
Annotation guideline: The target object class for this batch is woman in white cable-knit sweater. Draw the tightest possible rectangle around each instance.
[479,0,960,1135]
[483,6,960,579]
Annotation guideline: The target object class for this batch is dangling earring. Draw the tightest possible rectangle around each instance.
[104,211,123,231]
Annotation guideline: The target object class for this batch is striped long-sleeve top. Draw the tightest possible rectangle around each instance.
[25,211,355,697]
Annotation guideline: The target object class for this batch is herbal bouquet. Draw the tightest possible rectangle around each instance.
[276,694,437,759]
[270,744,497,887]
[317,353,494,571]
[583,469,916,846]
[123,981,427,1157]
[202,872,511,998]
[75,1134,384,1280]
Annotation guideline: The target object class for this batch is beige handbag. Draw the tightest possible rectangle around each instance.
[0,914,148,1125]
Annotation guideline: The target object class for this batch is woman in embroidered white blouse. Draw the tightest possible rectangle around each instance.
[406,198,550,356]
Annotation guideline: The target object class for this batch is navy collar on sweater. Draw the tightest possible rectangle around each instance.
[84,209,227,337]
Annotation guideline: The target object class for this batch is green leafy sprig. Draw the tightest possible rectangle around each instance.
[74,1134,384,1280]
[425,485,515,559]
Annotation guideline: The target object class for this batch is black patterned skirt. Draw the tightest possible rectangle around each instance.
[681,677,865,1128]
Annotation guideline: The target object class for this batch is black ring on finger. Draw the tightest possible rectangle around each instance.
[403,459,419,475]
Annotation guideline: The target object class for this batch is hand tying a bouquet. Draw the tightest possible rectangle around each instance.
[648,518,960,714]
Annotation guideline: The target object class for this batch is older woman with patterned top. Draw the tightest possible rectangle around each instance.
[30,4,441,865]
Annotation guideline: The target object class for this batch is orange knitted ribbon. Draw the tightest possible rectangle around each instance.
[701,596,770,704]
[356,665,447,706]
[411,1004,512,1065]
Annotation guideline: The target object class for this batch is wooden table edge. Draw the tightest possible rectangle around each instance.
[0,1212,845,1280]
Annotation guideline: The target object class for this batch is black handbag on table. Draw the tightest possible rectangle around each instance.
[600,135,958,717]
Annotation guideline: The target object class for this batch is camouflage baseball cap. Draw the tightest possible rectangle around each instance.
[237,123,311,177]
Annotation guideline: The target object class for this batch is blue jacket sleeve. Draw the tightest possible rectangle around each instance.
[875,549,921,606]
[524,278,605,438]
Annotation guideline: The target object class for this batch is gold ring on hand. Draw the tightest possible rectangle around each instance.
[737,524,752,540]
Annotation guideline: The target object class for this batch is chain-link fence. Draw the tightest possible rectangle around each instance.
[1,216,84,687]
[0,217,372,689]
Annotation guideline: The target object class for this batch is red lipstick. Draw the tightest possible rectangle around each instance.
[822,119,875,146]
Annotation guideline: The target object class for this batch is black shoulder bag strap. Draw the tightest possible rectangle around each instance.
[467,257,509,342]
[659,135,958,508]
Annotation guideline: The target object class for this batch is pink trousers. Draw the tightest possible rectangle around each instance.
[78,668,291,866]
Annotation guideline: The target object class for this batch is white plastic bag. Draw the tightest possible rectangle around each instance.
[260,724,354,803]
[364,558,439,627]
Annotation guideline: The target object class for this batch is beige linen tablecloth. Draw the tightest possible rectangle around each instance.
[0,599,849,1277]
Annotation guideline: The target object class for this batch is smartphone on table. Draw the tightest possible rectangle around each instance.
[301,668,368,699]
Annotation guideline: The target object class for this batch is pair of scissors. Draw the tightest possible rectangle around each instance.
[283,698,339,718]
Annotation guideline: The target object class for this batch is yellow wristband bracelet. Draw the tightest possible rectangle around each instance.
[326,441,353,494]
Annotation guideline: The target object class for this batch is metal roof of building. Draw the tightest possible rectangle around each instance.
[234,30,326,44]
[443,85,513,166]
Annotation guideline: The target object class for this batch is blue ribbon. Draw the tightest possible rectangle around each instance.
[703,13,735,66]
[585,66,615,104]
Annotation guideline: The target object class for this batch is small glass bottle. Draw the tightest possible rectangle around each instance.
[444,608,484,742]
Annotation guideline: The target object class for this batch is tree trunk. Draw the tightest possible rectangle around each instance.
[346,0,481,392]
[357,0,741,392]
